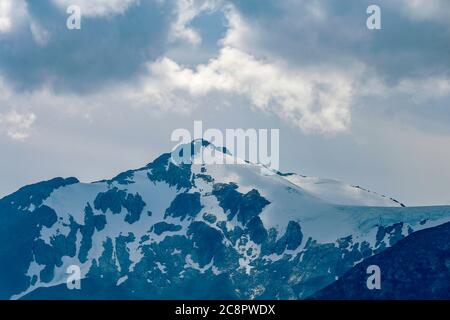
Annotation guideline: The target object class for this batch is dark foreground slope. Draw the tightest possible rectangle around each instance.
[312,221,450,300]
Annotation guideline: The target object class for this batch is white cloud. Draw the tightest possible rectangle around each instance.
[0,78,36,141]
[0,0,12,33]
[0,110,36,141]
[170,0,202,45]
[132,5,356,134]
[30,20,50,46]
[390,0,450,24]
[135,46,354,133]
[396,76,450,98]
[220,6,247,48]
[51,0,139,17]
[359,74,450,103]
[169,0,221,45]
[0,0,28,33]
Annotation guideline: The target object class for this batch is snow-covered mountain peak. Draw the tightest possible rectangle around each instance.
[167,140,404,208]
[1,139,449,300]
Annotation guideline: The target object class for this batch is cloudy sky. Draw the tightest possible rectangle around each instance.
[0,0,449,206]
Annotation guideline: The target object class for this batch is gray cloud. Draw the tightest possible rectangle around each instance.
[231,0,450,83]
[0,0,173,92]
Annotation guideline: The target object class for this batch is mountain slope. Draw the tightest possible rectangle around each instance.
[312,220,450,300]
[284,174,404,207]
[1,140,449,300]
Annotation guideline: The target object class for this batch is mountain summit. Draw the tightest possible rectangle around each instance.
[1,140,449,299]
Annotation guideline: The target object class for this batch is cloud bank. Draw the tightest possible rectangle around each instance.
[0,0,449,205]
[1,0,448,138]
